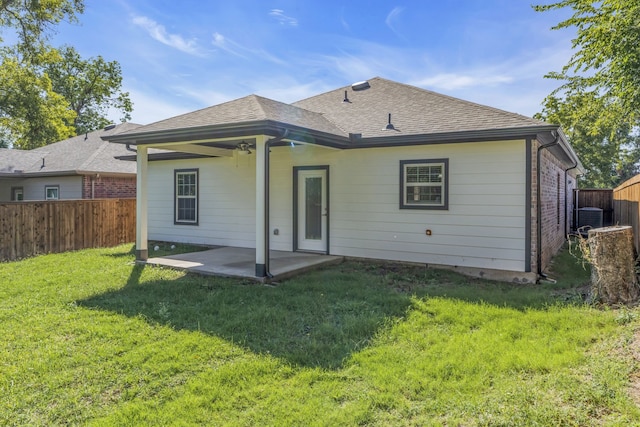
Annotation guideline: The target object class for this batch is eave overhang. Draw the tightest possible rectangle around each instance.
[103,120,351,149]
[104,119,583,172]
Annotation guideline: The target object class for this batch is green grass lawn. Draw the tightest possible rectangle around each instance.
[1,244,639,426]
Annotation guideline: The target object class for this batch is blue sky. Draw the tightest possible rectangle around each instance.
[48,0,574,125]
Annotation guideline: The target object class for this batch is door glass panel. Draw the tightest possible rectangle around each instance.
[305,177,322,240]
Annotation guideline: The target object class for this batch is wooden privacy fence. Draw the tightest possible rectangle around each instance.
[613,175,640,253]
[573,188,614,227]
[0,198,136,261]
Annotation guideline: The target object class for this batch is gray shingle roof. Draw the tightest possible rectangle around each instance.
[108,77,552,147]
[128,94,347,137]
[0,123,142,176]
[293,77,545,138]
[0,148,43,173]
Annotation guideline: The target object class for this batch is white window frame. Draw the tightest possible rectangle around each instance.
[174,169,199,225]
[45,185,59,200]
[399,159,449,210]
[11,187,24,201]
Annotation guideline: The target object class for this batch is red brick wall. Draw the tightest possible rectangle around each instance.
[82,176,136,199]
[531,140,579,273]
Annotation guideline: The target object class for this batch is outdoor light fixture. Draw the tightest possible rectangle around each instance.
[236,141,252,155]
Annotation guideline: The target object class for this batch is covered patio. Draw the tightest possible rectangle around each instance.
[146,246,343,283]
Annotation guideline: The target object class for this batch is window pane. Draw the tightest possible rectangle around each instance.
[177,173,196,196]
[406,166,418,183]
[406,185,442,205]
[406,165,443,184]
[46,188,58,199]
[177,198,196,221]
[401,160,447,209]
[305,177,322,240]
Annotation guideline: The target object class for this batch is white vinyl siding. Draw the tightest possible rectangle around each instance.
[1,176,82,201]
[146,139,527,272]
[272,140,527,272]
[147,157,256,247]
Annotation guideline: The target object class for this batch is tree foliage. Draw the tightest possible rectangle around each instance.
[534,0,640,188]
[536,92,640,187]
[1,0,133,148]
[0,49,76,149]
[0,0,84,55]
[0,0,83,148]
[45,46,132,135]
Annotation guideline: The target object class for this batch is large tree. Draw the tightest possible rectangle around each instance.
[0,52,76,149]
[45,46,132,135]
[1,0,84,148]
[534,0,640,188]
[536,92,640,187]
[0,0,84,54]
[1,0,133,148]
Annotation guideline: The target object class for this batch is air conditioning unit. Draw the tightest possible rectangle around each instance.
[577,207,603,232]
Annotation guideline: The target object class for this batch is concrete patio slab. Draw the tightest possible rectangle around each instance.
[146,247,343,282]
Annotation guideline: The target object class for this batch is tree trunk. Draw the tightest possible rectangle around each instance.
[588,226,639,306]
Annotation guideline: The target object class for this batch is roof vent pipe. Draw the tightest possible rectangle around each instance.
[385,113,395,130]
[343,90,350,103]
[41,158,45,169]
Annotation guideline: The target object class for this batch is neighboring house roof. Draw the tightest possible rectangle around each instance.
[0,123,142,178]
[0,148,44,174]
[105,77,582,170]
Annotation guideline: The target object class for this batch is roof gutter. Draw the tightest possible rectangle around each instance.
[0,170,134,178]
[355,125,560,147]
[104,120,350,148]
[104,121,564,152]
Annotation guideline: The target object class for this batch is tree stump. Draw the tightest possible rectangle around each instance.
[587,225,639,306]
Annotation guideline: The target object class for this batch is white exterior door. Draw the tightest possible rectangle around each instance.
[297,168,327,252]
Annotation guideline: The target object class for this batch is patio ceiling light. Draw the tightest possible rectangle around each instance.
[236,141,253,155]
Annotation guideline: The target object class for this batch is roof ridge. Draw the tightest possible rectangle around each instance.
[141,94,262,128]
[252,94,351,135]
[79,138,109,171]
[245,93,268,117]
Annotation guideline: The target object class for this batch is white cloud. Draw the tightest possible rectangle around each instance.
[124,89,197,125]
[211,32,285,64]
[414,73,514,91]
[252,77,335,103]
[171,86,235,108]
[269,9,298,26]
[385,7,405,39]
[340,16,350,31]
[211,32,247,58]
[132,15,201,56]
